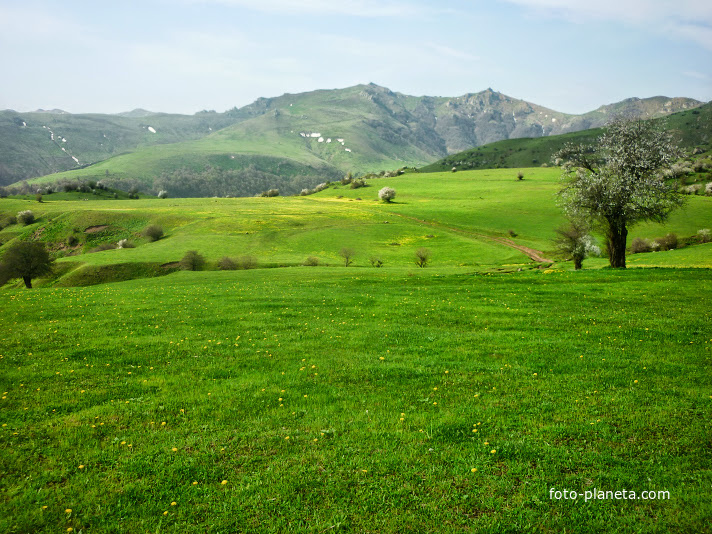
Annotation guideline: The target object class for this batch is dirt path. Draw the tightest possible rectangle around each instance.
[389,212,554,264]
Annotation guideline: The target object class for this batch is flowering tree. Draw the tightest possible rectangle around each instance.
[378,187,396,203]
[555,117,683,268]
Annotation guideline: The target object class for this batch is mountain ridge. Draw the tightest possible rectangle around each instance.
[2,84,705,196]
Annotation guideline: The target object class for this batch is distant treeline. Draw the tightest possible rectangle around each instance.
[151,165,343,198]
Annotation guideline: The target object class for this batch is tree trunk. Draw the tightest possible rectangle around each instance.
[23,276,32,288]
[573,255,583,270]
[606,221,628,268]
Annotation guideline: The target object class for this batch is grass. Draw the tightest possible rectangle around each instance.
[1,166,711,531]
[0,267,710,532]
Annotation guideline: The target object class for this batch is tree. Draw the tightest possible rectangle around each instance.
[339,247,355,266]
[0,242,54,288]
[379,187,396,203]
[555,117,683,268]
[553,220,600,270]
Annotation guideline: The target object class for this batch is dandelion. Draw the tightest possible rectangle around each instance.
[163,511,168,516]
[78,465,84,469]
[221,480,228,485]
[490,449,496,454]
[379,357,385,360]
[285,436,290,440]
[472,429,477,433]
[171,501,177,506]
[471,468,477,473]
[120,441,126,445]
[192,481,198,486]
[65,509,72,514]
[634,380,638,384]
[171,447,178,452]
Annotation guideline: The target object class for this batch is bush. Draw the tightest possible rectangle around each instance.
[706,182,712,196]
[180,250,205,271]
[36,194,43,203]
[66,235,79,247]
[261,189,279,197]
[369,256,383,268]
[517,172,524,181]
[236,255,258,270]
[128,186,139,199]
[350,179,366,189]
[218,257,238,270]
[17,210,35,225]
[415,247,431,268]
[303,256,320,267]
[698,229,711,243]
[0,215,17,229]
[630,237,652,254]
[378,187,396,203]
[117,239,135,249]
[657,233,678,251]
[508,229,518,238]
[143,225,164,242]
[157,190,168,199]
[451,167,457,173]
[339,247,355,266]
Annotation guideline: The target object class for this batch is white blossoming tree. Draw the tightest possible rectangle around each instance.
[555,117,683,268]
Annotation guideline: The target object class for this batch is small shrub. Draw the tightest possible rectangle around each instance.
[117,239,135,249]
[350,179,366,189]
[36,194,43,203]
[508,229,518,238]
[314,183,328,192]
[180,250,205,271]
[218,257,238,270]
[378,187,396,203]
[17,210,35,225]
[706,182,712,196]
[657,233,678,251]
[128,186,139,199]
[451,167,457,173]
[630,237,652,254]
[303,256,320,267]
[369,256,383,268]
[236,255,258,270]
[157,190,168,199]
[143,225,164,242]
[261,188,279,197]
[66,235,79,247]
[300,188,312,196]
[415,247,431,268]
[339,247,355,267]
[698,229,711,243]
[517,172,524,180]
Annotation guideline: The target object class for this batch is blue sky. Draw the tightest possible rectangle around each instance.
[1,0,710,114]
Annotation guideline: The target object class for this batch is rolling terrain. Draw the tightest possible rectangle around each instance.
[0,165,710,532]
[4,85,704,196]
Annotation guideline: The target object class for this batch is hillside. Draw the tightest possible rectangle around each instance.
[420,102,712,172]
[5,85,704,197]
[0,110,244,185]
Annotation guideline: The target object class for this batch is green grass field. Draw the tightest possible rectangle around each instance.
[1,166,711,532]
[1,268,710,532]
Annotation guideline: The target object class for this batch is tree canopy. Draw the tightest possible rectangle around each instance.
[555,117,683,268]
[0,242,54,288]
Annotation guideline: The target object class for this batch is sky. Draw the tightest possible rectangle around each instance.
[1,0,710,115]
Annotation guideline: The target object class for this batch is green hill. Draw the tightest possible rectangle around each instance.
[420,102,712,172]
[5,85,704,197]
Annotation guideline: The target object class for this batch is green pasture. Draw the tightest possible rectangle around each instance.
[0,267,710,533]
[2,168,711,287]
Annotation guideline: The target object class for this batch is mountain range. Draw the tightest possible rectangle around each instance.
[1,84,705,196]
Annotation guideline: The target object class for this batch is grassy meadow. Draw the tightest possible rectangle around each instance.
[1,167,712,532]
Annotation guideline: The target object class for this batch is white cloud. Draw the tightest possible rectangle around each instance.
[183,0,432,17]
[499,0,712,50]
